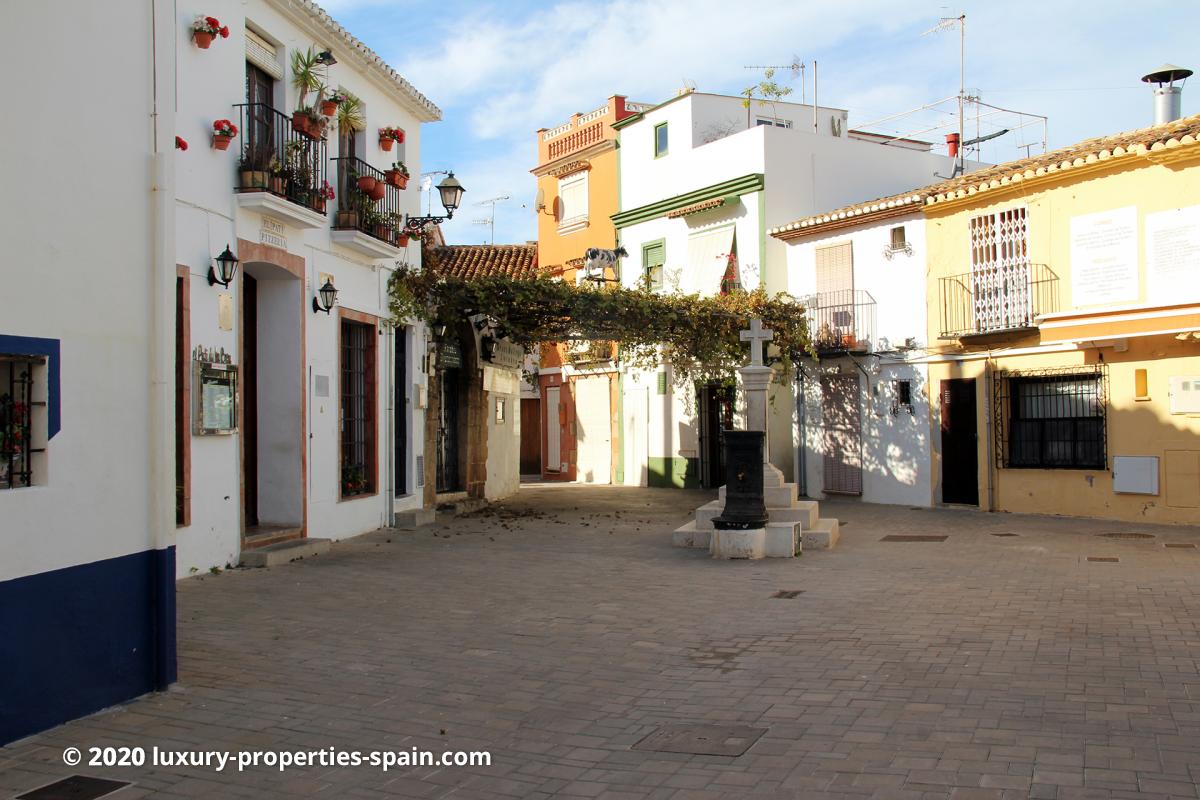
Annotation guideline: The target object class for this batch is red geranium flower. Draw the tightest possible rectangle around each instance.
[219,26,230,38]
[206,16,219,27]
[175,135,188,151]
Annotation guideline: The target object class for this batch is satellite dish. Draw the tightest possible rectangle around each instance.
[535,187,545,212]
[552,196,562,221]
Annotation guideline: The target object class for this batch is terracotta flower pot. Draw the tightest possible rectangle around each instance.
[395,173,409,190]
[398,234,410,247]
[292,111,313,138]
[368,181,386,201]
[379,137,394,152]
[320,100,337,117]
[213,134,233,151]
[336,210,359,228]
[312,198,327,215]
[356,175,377,193]
[374,223,390,240]
[269,176,285,194]
[194,31,214,49]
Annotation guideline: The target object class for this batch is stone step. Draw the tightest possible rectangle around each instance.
[767,501,819,529]
[802,518,840,550]
[693,500,723,531]
[765,485,799,509]
[241,537,331,568]
[393,508,436,529]
[765,521,802,558]
[672,520,711,549]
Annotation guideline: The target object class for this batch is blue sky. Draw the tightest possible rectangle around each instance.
[321,0,1197,247]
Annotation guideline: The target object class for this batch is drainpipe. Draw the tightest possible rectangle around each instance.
[796,366,807,497]
[983,356,995,512]
[383,322,395,527]
[149,0,177,690]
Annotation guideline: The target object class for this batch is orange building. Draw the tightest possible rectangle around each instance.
[530,96,648,482]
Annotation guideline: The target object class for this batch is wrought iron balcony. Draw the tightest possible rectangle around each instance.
[331,156,407,252]
[803,289,877,354]
[938,262,1059,340]
[233,103,329,222]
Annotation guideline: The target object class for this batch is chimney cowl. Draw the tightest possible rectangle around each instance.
[1142,64,1192,125]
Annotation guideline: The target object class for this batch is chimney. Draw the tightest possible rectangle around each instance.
[1141,64,1192,125]
[945,132,960,158]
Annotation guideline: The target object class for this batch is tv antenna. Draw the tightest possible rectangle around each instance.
[923,12,966,174]
[473,194,511,244]
[743,56,804,102]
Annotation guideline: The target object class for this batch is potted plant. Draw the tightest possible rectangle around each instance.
[268,158,285,194]
[378,126,404,151]
[368,178,386,201]
[384,161,410,189]
[237,142,273,190]
[191,15,229,49]
[290,47,324,138]
[336,186,368,229]
[388,212,409,245]
[363,207,389,241]
[337,92,366,141]
[212,119,238,150]
[312,180,335,214]
[355,172,377,193]
[341,465,367,496]
[321,89,346,118]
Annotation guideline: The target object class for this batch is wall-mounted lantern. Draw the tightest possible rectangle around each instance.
[207,244,239,287]
[312,279,338,314]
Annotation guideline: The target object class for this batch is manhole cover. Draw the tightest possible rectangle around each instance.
[1087,556,1120,563]
[771,590,804,599]
[17,776,130,800]
[991,533,1019,537]
[633,724,766,756]
[881,535,948,542]
[1165,543,1197,549]
[1098,533,1155,540]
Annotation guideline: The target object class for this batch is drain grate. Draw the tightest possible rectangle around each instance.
[17,776,131,800]
[1098,532,1155,540]
[1165,543,1197,549]
[771,590,804,599]
[1087,556,1120,563]
[881,535,948,542]
[991,533,1019,537]
[633,724,766,756]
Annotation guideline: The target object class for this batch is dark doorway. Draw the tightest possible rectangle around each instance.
[436,368,461,493]
[698,383,735,489]
[821,374,863,495]
[520,398,541,474]
[394,328,407,495]
[940,378,979,505]
[242,273,259,526]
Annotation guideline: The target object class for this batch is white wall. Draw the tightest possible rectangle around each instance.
[0,2,172,582]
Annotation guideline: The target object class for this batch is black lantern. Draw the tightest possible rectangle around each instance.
[315,49,337,66]
[405,172,467,231]
[207,244,239,287]
[312,279,338,314]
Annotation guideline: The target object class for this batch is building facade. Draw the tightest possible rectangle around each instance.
[173,0,439,575]
[923,115,1200,523]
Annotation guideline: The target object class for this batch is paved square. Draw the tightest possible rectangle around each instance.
[4,486,1200,799]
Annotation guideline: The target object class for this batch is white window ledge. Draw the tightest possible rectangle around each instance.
[557,218,589,235]
[330,228,402,259]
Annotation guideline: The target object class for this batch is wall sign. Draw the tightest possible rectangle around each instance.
[1070,206,1138,307]
[482,337,523,369]
[439,340,463,369]
[1146,205,1200,305]
[192,346,237,435]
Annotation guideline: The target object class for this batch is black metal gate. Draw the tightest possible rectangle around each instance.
[436,369,460,493]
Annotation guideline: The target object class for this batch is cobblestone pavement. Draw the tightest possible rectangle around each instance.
[5,486,1200,799]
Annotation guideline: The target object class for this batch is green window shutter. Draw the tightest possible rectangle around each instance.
[642,240,666,290]
[656,372,668,395]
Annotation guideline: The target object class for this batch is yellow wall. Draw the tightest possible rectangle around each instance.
[923,149,1200,524]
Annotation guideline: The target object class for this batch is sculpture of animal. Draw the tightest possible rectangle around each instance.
[584,246,628,272]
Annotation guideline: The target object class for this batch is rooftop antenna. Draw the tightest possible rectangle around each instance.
[743,56,804,102]
[923,12,966,175]
[473,194,511,245]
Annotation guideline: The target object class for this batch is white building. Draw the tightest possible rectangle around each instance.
[0,0,441,744]
[770,196,935,506]
[174,0,439,574]
[612,92,968,490]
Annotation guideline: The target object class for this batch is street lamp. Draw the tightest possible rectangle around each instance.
[405,172,466,232]
[207,244,239,287]
[311,279,338,314]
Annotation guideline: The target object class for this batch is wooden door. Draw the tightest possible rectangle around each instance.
[940,378,979,505]
[821,374,862,495]
[545,386,561,473]
[520,398,541,474]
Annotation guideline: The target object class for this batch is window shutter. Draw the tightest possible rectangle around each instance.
[815,242,853,295]
[245,29,283,80]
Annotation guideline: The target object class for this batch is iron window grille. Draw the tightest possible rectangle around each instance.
[993,365,1107,470]
[1,356,44,489]
[340,319,376,497]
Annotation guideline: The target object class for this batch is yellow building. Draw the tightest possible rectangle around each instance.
[530,96,647,482]
[923,113,1200,524]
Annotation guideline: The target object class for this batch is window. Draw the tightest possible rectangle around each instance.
[1,356,45,490]
[755,117,793,128]
[890,226,907,250]
[654,122,668,157]
[891,380,913,416]
[175,268,191,526]
[340,317,377,497]
[642,240,665,290]
[997,369,1106,469]
[969,207,1031,332]
[557,170,588,231]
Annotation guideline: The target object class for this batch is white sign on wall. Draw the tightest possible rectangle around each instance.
[1145,205,1200,305]
[1070,206,1139,307]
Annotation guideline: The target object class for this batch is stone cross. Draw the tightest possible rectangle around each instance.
[739,319,774,367]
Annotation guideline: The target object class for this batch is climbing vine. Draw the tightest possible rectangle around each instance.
[387,266,813,385]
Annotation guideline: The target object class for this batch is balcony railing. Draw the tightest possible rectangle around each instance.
[234,103,329,214]
[331,156,406,248]
[939,262,1059,339]
[804,289,877,354]
[547,121,605,160]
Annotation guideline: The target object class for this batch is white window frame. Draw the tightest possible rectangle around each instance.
[755,116,793,129]
[557,170,589,234]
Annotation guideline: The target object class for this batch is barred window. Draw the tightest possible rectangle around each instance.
[340,318,377,498]
[1,356,45,489]
[997,368,1106,469]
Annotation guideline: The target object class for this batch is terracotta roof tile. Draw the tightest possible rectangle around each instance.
[771,112,1200,238]
[424,244,539,280]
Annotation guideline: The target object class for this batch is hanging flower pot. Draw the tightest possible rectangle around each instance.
[194,31,214,49]
[292,111,312,138]
[356,175,377,193]
[398,233,410,247]
[368,180,387,201]
[395,173,409,190]
[211,118,237,151]
[379,136,394,152]
[191,15,229,49]
[213,134,233,150]
[320,100,338,117]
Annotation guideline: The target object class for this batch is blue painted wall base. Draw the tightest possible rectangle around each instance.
[0,547,176,745]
